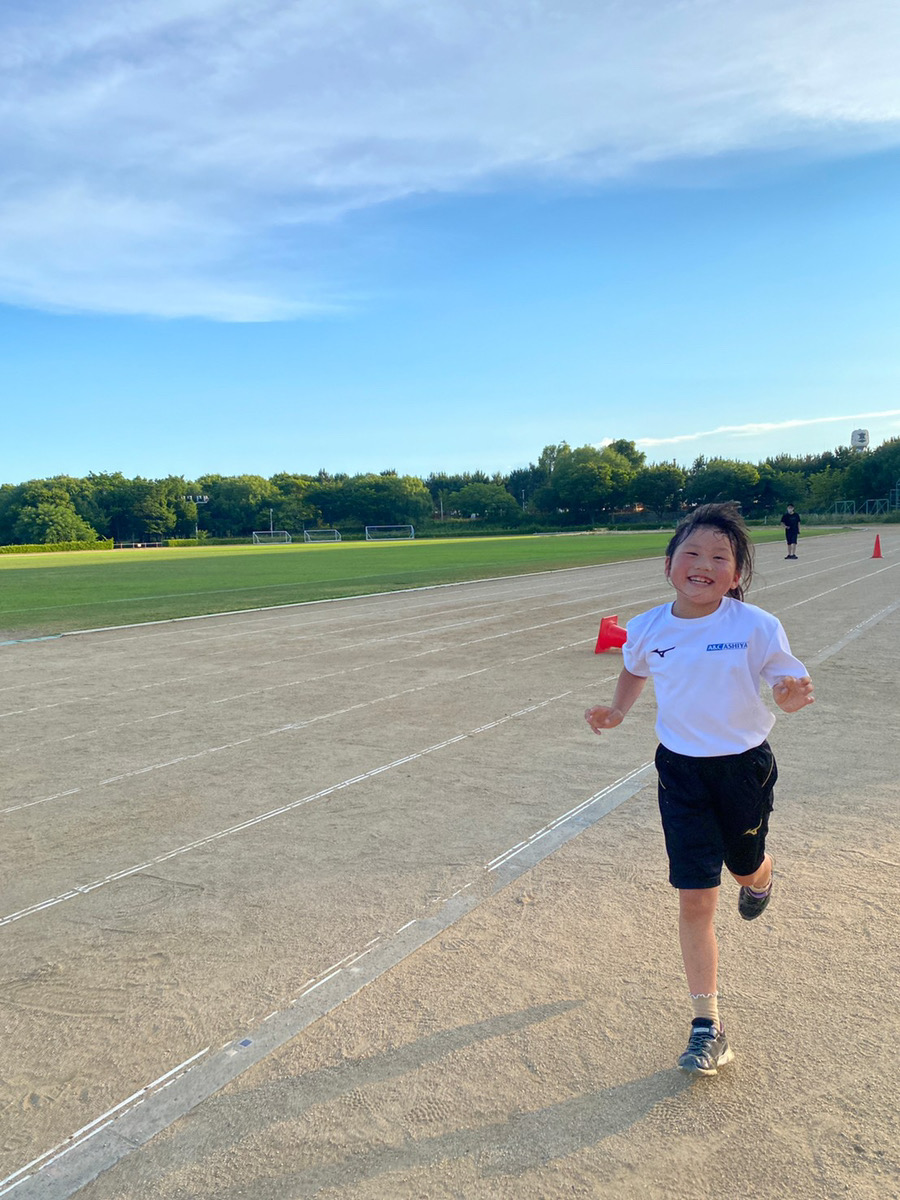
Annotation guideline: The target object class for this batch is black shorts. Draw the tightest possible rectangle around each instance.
[655,741,777,890]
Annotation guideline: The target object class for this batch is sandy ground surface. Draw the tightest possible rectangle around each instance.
[1,532,898,1199]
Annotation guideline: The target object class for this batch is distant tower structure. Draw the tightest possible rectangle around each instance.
[850,428,869,452]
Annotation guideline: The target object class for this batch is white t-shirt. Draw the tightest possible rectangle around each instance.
[622,596,807,757]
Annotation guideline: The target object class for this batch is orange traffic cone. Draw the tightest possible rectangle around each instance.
[872,534,883,559]
[595,615,627,653]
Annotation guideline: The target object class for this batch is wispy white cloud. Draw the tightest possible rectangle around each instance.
[1,0,899,318]
[636,410,900,448]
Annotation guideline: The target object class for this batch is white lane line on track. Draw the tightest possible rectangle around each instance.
[0,691,579,928]
[485,762,654,872]
[780,559,900,610]
[808,596,900,665]
[0,1047,210,1197]
[0,674,76,693]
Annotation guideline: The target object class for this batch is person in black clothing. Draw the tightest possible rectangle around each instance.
[781,505,801,559]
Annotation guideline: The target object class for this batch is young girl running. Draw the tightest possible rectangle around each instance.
[585,503,814,1075]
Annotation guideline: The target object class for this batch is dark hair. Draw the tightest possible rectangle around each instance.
[665,502,754,600]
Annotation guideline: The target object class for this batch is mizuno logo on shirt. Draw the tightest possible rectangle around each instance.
[651,646,676,658]
[706,642,748,651]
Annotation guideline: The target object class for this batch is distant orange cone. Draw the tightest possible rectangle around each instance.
[872,534,883,559]
[595,615,627,653]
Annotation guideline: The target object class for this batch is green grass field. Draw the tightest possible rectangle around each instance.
[0,530,795,641]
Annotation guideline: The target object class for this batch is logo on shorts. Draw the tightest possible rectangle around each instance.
[706,641,748,651]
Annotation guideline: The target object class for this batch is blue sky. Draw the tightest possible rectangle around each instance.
[2,0,900,485]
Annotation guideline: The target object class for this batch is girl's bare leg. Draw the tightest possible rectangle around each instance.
[678,887,719,995]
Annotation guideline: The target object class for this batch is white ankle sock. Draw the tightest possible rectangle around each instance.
[690,992,720,1028]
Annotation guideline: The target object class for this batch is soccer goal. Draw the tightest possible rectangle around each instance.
[252,530,292,545]
[303,528,342,543]
[365,525,415,541]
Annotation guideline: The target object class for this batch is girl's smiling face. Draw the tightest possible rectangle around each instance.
[665,525,741,618]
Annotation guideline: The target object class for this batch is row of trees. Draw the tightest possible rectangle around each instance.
[2,437,898,545]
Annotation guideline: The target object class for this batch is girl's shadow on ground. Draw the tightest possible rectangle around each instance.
[117,1000,693,1198]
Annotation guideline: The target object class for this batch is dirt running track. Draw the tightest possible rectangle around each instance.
[1,532,898,1199]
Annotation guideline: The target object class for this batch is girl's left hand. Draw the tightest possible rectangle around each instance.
[773,675,815,712]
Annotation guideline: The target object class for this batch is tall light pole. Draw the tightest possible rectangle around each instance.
[183,494,209,539]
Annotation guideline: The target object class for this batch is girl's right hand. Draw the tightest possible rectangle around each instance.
[584,705,625,734]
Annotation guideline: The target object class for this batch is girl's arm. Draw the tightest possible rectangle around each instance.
[585,667,647,734]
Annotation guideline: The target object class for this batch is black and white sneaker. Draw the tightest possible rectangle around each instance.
[739,856,775,921]
[677,1019,734,1076]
